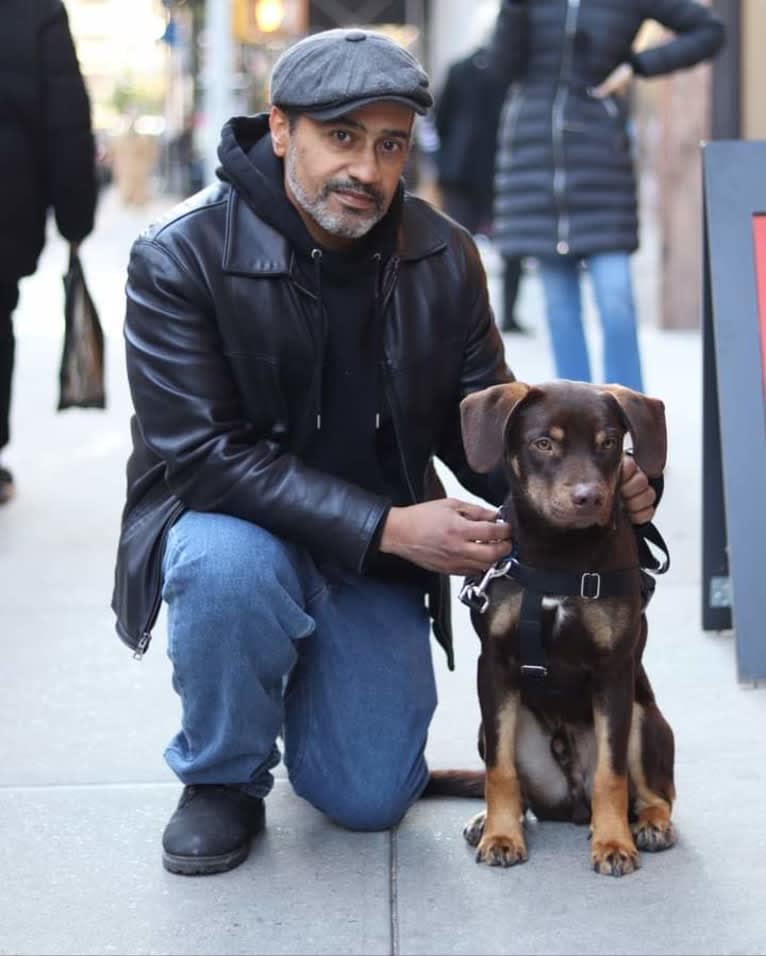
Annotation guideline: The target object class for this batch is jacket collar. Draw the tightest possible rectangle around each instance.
[221,188,448,277]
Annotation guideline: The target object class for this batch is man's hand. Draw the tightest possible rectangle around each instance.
[379,499,512,575]
[591,62,633,99]
[621,455,656,525]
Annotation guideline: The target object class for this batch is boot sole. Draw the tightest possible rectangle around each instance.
[162,840,250,876]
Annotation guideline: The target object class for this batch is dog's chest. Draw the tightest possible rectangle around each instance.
[482,579,633,660]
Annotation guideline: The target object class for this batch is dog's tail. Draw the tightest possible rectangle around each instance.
[422,769,485,799]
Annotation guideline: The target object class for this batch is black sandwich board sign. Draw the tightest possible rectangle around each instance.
[701,140,766,682]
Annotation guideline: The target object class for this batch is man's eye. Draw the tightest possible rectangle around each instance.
[533,437,553,451]
[381,139,402,153]
[332,130,351,143]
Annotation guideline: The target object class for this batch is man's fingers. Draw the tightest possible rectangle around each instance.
[458,539,513,574]
[621,453,638,481]
[462,518,512,544]
[452,500,500,522]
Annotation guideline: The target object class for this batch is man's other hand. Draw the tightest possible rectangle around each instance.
[379,499,513,575]
[621,454,656,525]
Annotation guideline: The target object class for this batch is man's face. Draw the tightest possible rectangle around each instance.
[269,101,413,249]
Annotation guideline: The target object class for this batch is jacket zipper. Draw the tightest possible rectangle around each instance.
[551,0,581,255]
[132,498,185,660]
[378,256,418,503]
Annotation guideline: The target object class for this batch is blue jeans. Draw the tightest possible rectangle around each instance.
[160,511,437,831]
[538,252,644,391]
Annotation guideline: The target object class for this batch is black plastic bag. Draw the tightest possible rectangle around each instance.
[58,249,106,410]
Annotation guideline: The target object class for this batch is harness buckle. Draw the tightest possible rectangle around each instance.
[580,572,601,599]
[520,664,548,679]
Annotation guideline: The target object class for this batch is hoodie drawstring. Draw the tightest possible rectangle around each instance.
[309,247,386,434]
[371,252,383,431]
[311,248,324,430]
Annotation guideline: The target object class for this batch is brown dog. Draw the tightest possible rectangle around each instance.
[453,379,675,877]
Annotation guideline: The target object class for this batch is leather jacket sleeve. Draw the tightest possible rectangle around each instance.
[124,237,390,572]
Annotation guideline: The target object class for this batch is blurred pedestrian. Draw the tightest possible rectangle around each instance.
[112,27,660,877]
[490,0,724,389]
[0,0,97,503]
[112,115,158,206]
[434,45,526,333]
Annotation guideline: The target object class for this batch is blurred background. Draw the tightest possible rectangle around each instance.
[66,0,755,331]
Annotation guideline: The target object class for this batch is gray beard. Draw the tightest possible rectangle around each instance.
[285,146,384,240]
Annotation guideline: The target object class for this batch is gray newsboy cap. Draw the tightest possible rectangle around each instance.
[270,28,432,120]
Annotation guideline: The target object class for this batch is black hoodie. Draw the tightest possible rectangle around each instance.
[217,114,422,577]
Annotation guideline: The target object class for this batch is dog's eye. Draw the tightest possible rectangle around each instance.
[533,437,553,451]
[601,437,618,450]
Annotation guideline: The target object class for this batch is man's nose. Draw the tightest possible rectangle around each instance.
[347,147,380,183]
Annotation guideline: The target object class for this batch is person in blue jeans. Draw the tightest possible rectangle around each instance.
[539,252,642,388]
[112,28,661,877]
[489,0,725,391]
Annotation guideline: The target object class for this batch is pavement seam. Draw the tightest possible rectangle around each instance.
[389,824,400,956]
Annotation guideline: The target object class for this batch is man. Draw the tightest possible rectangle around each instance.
[0,0,97,503]
[112,28,657,876]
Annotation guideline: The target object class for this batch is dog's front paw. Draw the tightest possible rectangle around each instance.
[634,819,676,852]
[463,810,486,847]
[591,837,640,877]
[476,831,528,867]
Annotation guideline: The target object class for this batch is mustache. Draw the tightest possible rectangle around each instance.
[322,179,384,211]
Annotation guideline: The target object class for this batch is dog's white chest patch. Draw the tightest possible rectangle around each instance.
[543,596,573,636]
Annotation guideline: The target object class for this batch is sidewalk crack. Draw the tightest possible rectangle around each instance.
[389,824,400,956]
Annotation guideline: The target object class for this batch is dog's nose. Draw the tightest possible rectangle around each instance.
[571,484,603,509]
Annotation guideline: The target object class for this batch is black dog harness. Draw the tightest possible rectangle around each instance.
[458,519,670,681]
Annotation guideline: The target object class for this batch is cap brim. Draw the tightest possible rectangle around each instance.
[300,94,429,121]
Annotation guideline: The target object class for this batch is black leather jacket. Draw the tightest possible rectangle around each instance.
[112,124,513,668]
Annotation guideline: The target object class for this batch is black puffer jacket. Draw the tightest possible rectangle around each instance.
[0,0,96,281]
[111,115,512,669]
[490,0,725,259]
[434,48,508,210]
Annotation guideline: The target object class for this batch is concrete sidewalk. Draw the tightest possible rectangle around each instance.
[1,187,765,956]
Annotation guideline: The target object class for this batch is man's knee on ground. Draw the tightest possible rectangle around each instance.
[292,768,422,832]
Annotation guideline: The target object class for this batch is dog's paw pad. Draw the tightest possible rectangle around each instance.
[475,835,528,867]
[634,821,676,852]
[591,842,640,877]
[463,810,486,847]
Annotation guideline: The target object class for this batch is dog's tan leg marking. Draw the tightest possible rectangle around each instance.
[627,703,676,852]
[590,707,639,876]
[476,692,528,867]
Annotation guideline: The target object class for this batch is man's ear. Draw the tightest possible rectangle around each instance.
[269,107,290,157]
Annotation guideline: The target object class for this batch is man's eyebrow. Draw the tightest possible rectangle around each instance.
[324,117,411,139]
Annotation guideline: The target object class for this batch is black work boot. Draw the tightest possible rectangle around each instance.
[162,785,266,876]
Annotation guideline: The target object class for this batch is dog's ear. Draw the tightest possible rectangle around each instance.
[460,381,531,473]
[600,384,667,478]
